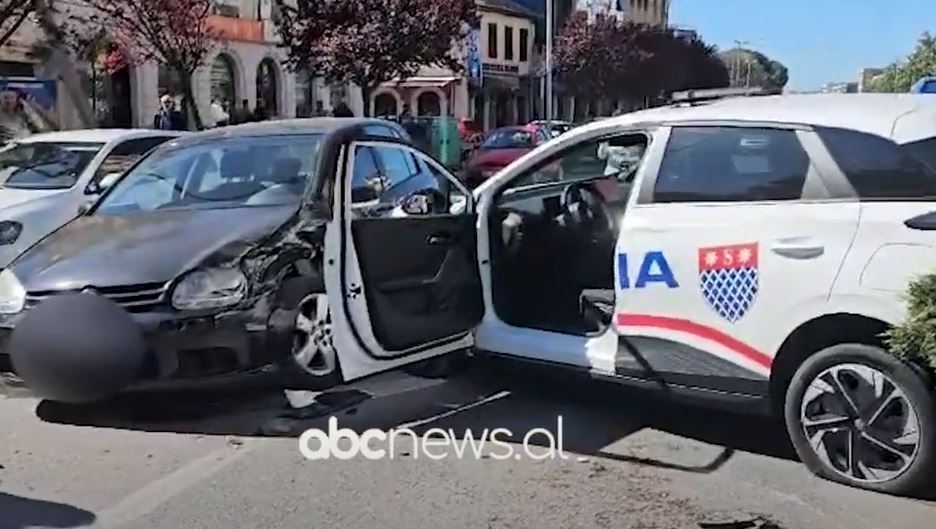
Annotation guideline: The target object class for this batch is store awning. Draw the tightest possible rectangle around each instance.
[384,76,460,88]
[482,74,520,92]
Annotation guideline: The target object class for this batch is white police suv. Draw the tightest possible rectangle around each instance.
[308,92,935,495]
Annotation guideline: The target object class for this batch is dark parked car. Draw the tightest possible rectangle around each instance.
[462,125,549,188]
[0,117,477,402]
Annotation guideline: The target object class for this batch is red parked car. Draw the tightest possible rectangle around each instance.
[462,125,550,188]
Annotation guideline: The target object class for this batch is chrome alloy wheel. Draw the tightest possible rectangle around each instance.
[291,293,337,377]
[800,363,921,484]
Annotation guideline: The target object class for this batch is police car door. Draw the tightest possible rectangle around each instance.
[326,138,483,382]
[615,123,860,396]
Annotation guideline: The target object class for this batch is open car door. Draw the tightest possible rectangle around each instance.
[325,138,484,381]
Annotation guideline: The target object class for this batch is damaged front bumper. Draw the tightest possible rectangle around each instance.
[0,299,298,385]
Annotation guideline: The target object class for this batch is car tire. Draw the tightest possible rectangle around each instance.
[277,277,342,391]
[784,343,935,496]
[403,351,469,379]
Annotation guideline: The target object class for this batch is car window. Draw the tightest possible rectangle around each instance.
[373,145,418,187]
[506,134,648,190]
[91,137,176,188]
[350,143,463,217]
[654,126,810,203]
[363,124,401,139]
[482,129,535,149]
[0,142,103,189]
[97,134,322,214]
[817,128,936,199]
[351,146,382,204]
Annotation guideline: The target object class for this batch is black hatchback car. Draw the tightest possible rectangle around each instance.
[0,118,479,402]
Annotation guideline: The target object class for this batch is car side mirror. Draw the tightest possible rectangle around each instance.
[88,172,122,195]
[401,194,431,216]
[77,197,95,216]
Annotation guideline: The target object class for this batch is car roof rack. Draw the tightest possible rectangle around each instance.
[669,87,767,105]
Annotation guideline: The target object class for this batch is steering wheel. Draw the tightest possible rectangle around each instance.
[559,182,615,235]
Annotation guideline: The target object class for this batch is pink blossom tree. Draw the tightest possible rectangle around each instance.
[274,0,477,116]
[74,0,219,129]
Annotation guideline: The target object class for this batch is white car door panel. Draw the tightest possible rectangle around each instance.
[615,126,860,392]
[819,128,936,326]
[327,141,483,382]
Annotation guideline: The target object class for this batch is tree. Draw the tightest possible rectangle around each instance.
[0,0,35,49]
[554,15,651,104]
[867,33,936,93]
[72,0,219,129]
[274,0,477,117]
[718,48,788,93]
[554,15,728,107]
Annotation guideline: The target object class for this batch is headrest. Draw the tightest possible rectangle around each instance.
[219,150,251,180]
[267,157,302,184]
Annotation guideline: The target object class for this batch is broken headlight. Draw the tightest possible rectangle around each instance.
[171,268,246,311]
[0,269,26,314]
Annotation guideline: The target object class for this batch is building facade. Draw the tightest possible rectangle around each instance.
[0,0,356,131]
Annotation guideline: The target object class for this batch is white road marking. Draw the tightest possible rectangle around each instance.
[92,440,255,529]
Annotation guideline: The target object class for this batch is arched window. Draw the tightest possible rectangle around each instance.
[256,58,279,117]
[373,93,398,117]
[295,67,322,117]
[210,54,237,108]
[417,91,441,116]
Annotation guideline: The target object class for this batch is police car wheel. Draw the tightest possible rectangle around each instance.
[784,344,936,495]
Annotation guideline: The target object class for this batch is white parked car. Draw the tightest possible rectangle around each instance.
[0,129,182,267]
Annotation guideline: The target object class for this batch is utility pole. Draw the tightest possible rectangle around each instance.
[545,0,553,130]
[732,40,750,88]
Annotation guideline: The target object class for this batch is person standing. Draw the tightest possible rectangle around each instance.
[332,102,353,117]
[253,98,269,122]
[153,94,185,131]
[0,88,57,143]
[232,99,252,125]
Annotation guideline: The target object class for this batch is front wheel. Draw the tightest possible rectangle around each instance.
[283,292,342,390]
[784,344,935,495]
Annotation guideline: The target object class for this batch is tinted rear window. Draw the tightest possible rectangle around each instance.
[817,127,936,199]
[654,126,810,203]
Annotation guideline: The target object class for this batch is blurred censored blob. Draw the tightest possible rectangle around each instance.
[10,293,145,403]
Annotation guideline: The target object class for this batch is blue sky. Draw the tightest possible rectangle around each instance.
[670,0,936,91]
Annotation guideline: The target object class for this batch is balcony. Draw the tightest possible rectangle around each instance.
[206,15,265,43]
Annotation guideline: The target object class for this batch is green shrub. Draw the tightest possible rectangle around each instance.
[884,272,936,375]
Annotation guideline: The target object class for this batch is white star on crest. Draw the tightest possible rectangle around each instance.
[738,248,752,264]
[705,251,718,266]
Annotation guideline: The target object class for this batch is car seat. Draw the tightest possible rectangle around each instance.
[200,150,266,202]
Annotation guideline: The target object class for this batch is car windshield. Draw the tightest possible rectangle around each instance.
[0,141,102,190]
[482,129,535,149]
[96,134,323,215]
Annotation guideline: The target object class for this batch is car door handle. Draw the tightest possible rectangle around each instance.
[770,238,825,259]
[427,232,454,246]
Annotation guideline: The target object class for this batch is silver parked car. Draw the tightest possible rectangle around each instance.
[0,129,183,267]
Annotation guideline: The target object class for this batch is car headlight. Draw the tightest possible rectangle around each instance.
[0,269,26,314]
[171,268,247,311]
[0,221,22,245]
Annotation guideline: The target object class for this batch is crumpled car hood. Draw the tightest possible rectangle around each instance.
[10,205,297,292]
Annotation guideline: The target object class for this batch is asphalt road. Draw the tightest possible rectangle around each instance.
[1,365,935,529]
